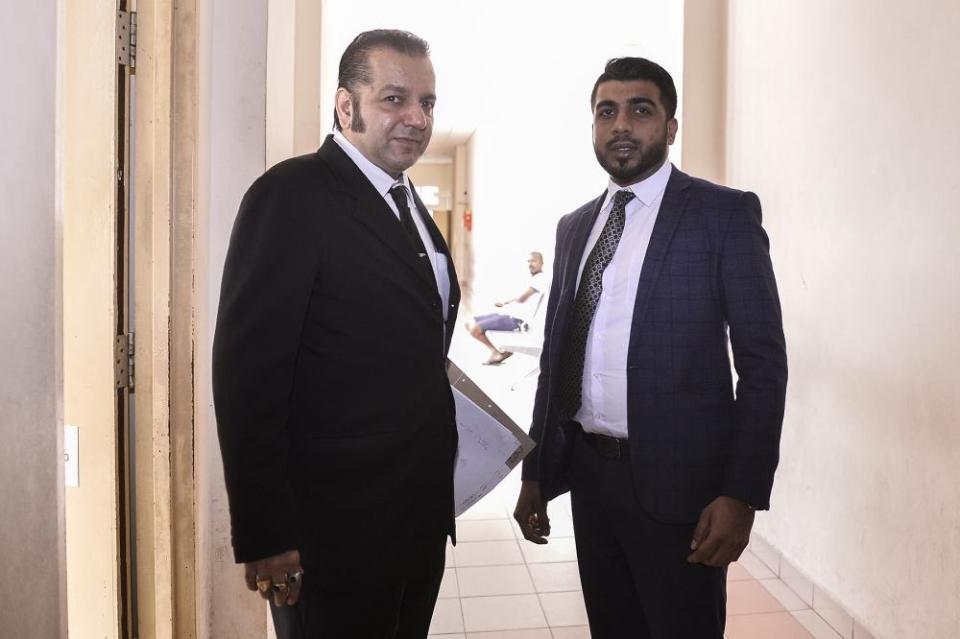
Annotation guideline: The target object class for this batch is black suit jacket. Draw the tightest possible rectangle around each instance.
[213,136,460,589]
[522,167,787,523]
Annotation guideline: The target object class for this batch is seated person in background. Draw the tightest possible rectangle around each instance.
[466,251,547,365]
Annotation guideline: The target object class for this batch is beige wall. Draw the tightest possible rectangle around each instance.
[61,0,122,636]
[0,0,67,637]
[266,0,323,167]
[725,2,960,637]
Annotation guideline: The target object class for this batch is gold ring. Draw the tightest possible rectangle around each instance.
[255,576,272,593]
[272,581,289,592]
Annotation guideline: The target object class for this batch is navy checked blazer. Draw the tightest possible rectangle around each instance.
[521,167,787,524]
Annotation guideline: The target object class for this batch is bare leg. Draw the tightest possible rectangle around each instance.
[466,322,513,364]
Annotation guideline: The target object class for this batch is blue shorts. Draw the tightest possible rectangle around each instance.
[474,313,524,332]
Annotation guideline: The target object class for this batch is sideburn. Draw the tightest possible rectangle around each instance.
[349,94,366,134]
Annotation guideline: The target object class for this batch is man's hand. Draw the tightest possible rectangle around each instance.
[494,301,506,308]
[687,496,755,567]
[244,549,304,607]
[514,480,551,544]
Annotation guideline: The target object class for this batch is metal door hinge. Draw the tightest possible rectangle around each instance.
[117,11,137,69]
[115,332,135,391]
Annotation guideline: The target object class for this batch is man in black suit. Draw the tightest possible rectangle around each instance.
[514,57,787,638]
[213,29,459,638]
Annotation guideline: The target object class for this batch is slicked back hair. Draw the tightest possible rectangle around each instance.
[590,57,678,120]
[334,29,431,131]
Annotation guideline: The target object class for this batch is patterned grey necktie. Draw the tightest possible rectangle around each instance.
[557,188,636,422]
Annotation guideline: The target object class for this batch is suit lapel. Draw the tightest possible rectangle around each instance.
[409,182,462,345]
[317,137,438,294]
[559,193,606,309]
[545,193,605,371]
[629,167,693,333]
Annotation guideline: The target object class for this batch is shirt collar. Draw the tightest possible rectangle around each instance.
[333,129,411,197]
[603,158,673,210]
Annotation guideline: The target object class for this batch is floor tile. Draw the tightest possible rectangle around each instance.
[439,568,460,598]
[528,562,581,593]
[727,579,788,615]
[791,610,844,639]
[853,620,878,639]
[461,594,547,632]
[727,561,754,582]
[737,550,777,580]
[454,540,524,567]
[429,635,466,639]
[725,611,814,638]
[758,577,809,611]
[429,597,465,634]
[465,630,552,639]
[457,565,535,597]
[458,518,517,542]
[519,537,578,564]
[550,627,591,639]
[539,591,589,627]
[460,498,510,521]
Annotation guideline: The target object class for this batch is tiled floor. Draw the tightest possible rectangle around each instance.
[433,331,850,639]
[428,471,846,639]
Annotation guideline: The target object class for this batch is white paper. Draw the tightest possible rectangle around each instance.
[452,387,525,516]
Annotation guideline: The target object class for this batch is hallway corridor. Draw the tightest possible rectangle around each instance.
[427,471,857,639]
[432,336,866,639]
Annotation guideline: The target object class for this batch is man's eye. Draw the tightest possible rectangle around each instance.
[385,95,401,104]
[635,106,651,115]
[421,101,435,112]
[598,109,614,118]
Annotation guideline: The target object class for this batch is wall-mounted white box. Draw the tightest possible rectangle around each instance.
[64,424,79,487]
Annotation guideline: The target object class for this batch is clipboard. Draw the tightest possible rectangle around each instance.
[447,360,536,516]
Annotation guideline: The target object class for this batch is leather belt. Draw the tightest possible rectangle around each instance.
[582,430,630,460]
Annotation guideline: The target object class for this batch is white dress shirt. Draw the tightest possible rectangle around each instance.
[333,131,451,320]
[574,159,673,438]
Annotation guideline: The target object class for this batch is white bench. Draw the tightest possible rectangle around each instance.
[486,295,545,390]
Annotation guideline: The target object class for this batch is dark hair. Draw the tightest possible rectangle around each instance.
[590,57,678,119]
[334,29,431,131]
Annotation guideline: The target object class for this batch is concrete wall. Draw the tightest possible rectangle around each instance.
[0,1,67,637]
[725,2,960,637]
[196,0,271,636]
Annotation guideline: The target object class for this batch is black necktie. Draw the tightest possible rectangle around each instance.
[389,184,428,256]
[556,189,636,422]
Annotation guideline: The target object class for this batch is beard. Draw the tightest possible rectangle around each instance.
[594,128,669,185]
[349,94,366,134]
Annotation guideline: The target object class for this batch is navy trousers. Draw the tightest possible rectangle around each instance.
[568,431,727,638]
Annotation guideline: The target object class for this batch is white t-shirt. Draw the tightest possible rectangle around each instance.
[508,271,549,325]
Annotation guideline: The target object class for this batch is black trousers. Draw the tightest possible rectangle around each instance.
[269,536,446,639]
[568,432,727,639]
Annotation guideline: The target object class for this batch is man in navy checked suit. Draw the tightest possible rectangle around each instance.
[514,57,787,638]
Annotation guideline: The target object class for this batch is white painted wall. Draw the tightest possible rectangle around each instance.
[726,2,960,637]
[196,0,271,637]
[0,1,67,637]
[319,0,684,311]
